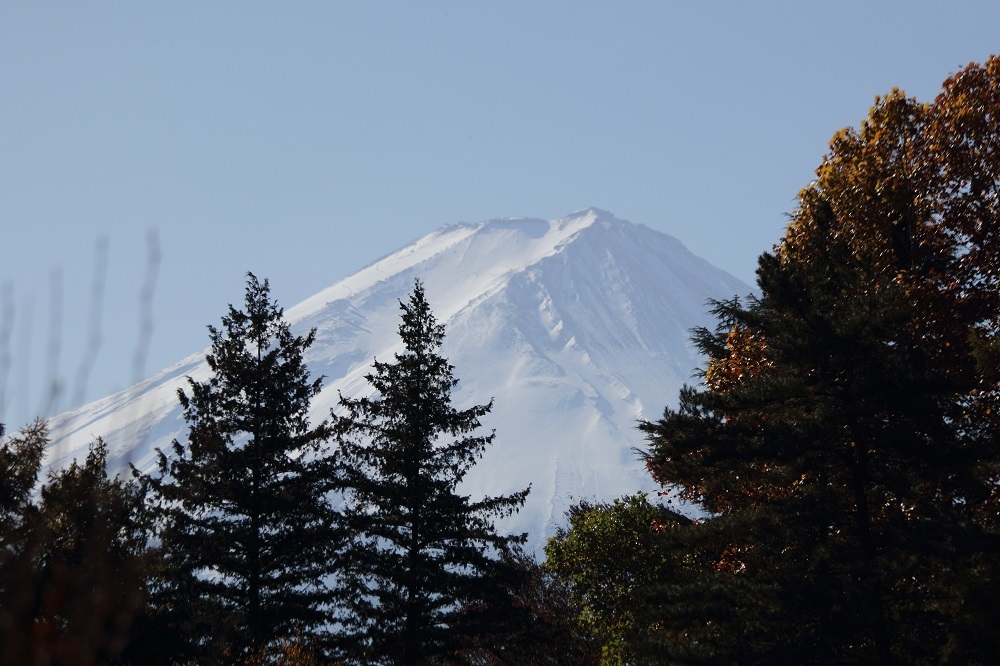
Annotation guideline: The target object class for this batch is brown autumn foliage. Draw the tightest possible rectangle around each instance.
[692,55,1000,438]
[639,57,1000,663]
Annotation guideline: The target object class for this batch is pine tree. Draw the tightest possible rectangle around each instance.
[145,273,338,661]
[331,280,529,665]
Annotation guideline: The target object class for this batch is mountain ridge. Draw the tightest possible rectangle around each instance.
[45,209,751,550]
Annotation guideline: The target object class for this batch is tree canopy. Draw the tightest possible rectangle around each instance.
[640,55,1000,663]
[0,422,151,665]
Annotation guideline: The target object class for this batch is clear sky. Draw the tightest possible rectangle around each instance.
[1,2,998,432]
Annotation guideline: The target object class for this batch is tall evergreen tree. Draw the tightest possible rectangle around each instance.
[640,58,1000,664]
[145,273,338,661]
[331,280,529,665]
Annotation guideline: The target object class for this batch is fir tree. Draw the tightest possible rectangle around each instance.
[145,273,338,661]
[331,280,529,665]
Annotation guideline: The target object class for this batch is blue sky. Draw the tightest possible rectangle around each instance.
[2,2,998,432]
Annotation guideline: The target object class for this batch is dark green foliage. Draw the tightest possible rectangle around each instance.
[543,494,691,664]
[38,439,151,664]
[145,273,338,661]
[0,419,46,559]
[641,202,1000,663]
[1,421,152,665]
[0,419,48,659]
[461,550,600,665]
[331,280,530,665]
[39,438,149,577]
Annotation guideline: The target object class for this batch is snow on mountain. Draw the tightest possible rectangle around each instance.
[44,208,751,551]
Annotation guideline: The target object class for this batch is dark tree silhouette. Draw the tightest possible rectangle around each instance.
[331,280,529,665]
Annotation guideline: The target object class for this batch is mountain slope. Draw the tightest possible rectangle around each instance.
[45,208,751,550]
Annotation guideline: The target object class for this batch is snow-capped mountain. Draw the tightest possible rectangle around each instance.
[44,208,751,551]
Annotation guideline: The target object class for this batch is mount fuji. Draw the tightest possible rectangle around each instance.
[44,208,751,551]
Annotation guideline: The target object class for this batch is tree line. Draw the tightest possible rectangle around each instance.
[1,279,565,664]
[2,56,999,664]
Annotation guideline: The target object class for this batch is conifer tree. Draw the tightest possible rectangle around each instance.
[0,420,46,558]
[37,439,151,664]
[0,419,48,658]
[641,57,1000,664]
[145,273,338,661]
[331,280,529,665]
[1,422,152,664]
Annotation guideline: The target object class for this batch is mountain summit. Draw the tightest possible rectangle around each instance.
[45,209,750,549]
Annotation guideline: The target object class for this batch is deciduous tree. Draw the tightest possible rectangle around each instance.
[543,494,689,664]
